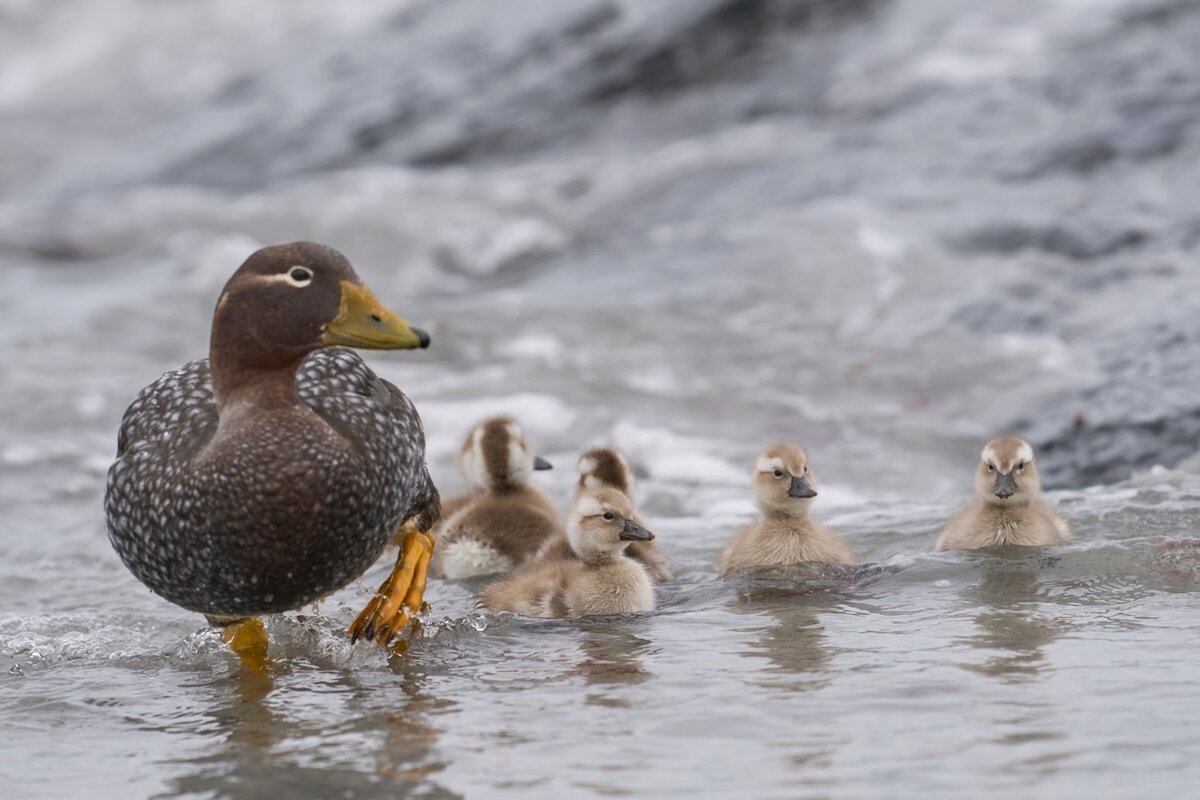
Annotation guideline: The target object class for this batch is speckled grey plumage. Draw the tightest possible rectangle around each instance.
[105,347,435,617]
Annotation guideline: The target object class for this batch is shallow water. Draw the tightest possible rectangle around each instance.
[3,0,1200,797]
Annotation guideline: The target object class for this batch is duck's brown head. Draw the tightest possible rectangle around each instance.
[457,416,553,493]
[576,448,635,498]
[209,242,429,401]
[753,443,818,515]
[975,436,1041,506]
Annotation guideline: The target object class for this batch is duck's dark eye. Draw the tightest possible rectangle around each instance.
[773,469,784,479]
[370,313,383,323]
[1015,462,1025,472]
[286,266,313,286]
[986,464,995,472]
[602,511,615,521]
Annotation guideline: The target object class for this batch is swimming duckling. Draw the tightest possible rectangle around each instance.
[536,448,673,582]
[936,437,1071,551]
[434,416,559,579]
[481,487,655,618]
[718,444,855,576]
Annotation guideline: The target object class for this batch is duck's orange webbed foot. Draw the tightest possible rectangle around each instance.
[350,530,434,647]
[216,617,272,674]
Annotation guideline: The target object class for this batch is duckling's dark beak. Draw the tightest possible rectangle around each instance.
[323,281,430,350]
[788,475,817,499]
[620,519,654,541]
[533,456,553,471]
[993,472,1017,499]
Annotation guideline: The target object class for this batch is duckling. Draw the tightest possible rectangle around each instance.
[481,487,655,618]
[936,437,1071,551]
[718,444,855,576]
[434,416,559,579]
[536,448,673,582]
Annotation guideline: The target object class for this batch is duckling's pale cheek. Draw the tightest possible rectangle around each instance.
[507,439,529,477]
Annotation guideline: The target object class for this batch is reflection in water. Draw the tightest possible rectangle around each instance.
[381,650,456,788]
[725,564,857,693]
[961,555,1067,683]
[166,660,291,798]
[572,624,653,708]
[959,554,1072,774]
[164,643,459,799]
[723,567,856,779]
[736,598,840,692]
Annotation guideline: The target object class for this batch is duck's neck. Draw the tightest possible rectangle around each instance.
[209,339,309,412]
[212,362,302,414]
[208,298,315,411]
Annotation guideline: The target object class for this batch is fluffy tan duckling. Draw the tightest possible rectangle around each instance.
[536,448,673,583]
[433,416,559,579]
[936,437,1072,551]
[481,487,655,618]
[718,444,855,577]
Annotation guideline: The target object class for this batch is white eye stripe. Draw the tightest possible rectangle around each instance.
[755,456,785,473]
[284,266,314,288]
[575,498,605,517]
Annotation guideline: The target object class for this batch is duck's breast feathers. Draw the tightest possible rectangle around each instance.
[112,358,218,463]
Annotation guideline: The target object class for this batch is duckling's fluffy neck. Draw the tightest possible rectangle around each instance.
[480,479,537,497]
[570,537,630,567]
[760,511,819,537]
[760,502,813,521]
[980,494,1034,510]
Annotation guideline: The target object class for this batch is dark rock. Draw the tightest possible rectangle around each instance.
[952,220,1149,260]
[1025,315,1200,488]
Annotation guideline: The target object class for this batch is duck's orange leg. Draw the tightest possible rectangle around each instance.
[350,530,434,646]
[216,617,271,673]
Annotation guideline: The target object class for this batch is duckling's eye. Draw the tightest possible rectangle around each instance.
[285,266,314,287]
[602,511,615,522]
[773,469,784,479]
[986,464,995,472]
[1015,462,1025,472]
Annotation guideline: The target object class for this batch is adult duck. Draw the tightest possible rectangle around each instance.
[105,242,440,660]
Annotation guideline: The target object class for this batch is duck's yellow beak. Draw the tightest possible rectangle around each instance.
[323,281,431,350]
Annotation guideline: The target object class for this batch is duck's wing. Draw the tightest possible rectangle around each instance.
[381,378,441,530]
[298,348,442,646]
[106,358,219,591]
[113,358,218,460]
[295,348,427,484]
